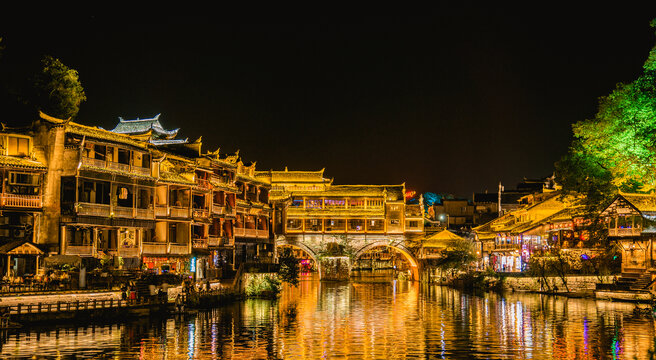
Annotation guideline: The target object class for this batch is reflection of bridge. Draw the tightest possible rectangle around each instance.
[277,234,421,281]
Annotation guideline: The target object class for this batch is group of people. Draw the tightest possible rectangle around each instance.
[2,270,71,291]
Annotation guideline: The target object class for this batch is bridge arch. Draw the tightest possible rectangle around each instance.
[353,240,421,281]
[275,237,323,279]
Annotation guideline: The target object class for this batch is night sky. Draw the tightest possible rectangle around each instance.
[2,9,656,197]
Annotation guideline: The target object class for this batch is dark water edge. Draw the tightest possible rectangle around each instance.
[2,275,656,359]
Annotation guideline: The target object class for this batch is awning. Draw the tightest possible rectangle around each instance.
[422,229,464,249]
[44,255,82,268]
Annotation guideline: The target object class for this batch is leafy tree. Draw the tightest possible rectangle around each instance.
[32,55,86,120]
[435,239,476,277]
[277,247,300,287]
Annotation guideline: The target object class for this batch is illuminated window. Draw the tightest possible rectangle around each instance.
[7,136,29,156]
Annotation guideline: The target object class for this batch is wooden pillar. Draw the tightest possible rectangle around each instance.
[6,255,10,276]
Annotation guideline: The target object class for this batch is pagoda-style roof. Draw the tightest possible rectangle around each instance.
[422,229,464,249]
[290,184,405,201]
[110,114,179,140]
[0,155,46,171]
[0,240,44,255]
[256,168,332,184]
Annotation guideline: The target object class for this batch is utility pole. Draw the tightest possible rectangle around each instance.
[498,182,504,215]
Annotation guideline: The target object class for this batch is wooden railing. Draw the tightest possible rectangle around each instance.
[1,193,42,208]
[244,228,256,238]
[142,242,168,255]
[192,238,208,249]
[107,161,131,172]
[193,208,210,219]
[169,206,190,218]
[7,297,167,316]
[169,243,189,255]
[155,205,168,217]
[609,228,642,237]
[256,229,269,239]
[196,179,212,190]
[113,206,133,218]
[234,227,245,237]
[76,202,111,217]
[135,208,155,219]
[212,205,225,215]
[208,236,221,247]
[118,247,140,258]
[131,166,151,177]
[80,157,106,168]
[65,245,95,256]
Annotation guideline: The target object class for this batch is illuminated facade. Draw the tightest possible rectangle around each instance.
[9,112,273,279]
[472,191,583,272]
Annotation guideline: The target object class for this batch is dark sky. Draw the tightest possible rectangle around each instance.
[2,9,656,197]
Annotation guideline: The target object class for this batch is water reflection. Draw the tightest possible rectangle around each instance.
[1,277,655,359]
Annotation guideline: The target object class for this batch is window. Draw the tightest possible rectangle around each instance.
[6,136,29,156]
[287,218,303,231]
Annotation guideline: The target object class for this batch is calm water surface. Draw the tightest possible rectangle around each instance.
[3,275,655,359]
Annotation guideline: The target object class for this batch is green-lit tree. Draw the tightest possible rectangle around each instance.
[32,55,86,120]
[556,19,656,247]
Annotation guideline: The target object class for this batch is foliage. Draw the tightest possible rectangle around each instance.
[434,239,476,275]
[528,250,581,292]
[316,234,357,259]
[245,274,281,298]
[277,247,300,287]
[32,55,86,120]
[556,20,656,198]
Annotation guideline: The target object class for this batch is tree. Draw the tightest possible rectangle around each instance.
[277,247,300,287]
[32,55,86,120]
[435,239,476,278]
[557,19,656,196]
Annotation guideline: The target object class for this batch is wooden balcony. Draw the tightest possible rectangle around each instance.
[212,205,226,215]
[244,228,257,238]
[131,166,151,177]
[80,157,106,168]
[107,161,131,172]
[196,179,212,190]
[142,242,168,255]
[65,245,95,257]
[169,206,191,218]
[1,194,42,208]
[608,227,642,237]
[155,205,168,217]
[118,247,140,258]
[208,236,221,247]
[113,206,133,218]
[256,229,269,239]
[193,208,210,219]
[234,227,245,237]
[192,238,208,249]
[169,243,190,255]
[76,202,111,217]
[135,208,154,220]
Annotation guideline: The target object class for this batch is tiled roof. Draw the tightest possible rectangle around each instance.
[256,168,331,184]
[159,171,195,185]
[290,185,405,201]
[110,114,179,139]
[0,155,46,170]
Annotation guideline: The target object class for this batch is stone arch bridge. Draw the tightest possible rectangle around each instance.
[276,234,422,281]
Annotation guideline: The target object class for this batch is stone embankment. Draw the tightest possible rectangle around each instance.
[497,275,615,294]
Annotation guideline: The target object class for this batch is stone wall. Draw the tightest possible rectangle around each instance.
[495,275,614,293]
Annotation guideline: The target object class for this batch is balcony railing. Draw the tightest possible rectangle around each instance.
[169,243,189,255]
[155,205,168,217]
[495,243,521,250]
[212,205,225,215]
[256,229,269,239]
[81,156,152,177]
[118,247,140,258]
[65,245,95,257]
[142,242,168,255]
[193,208,210,219]
[196,179,212,190]
[208,236,221,247]
[192,238,208,249]
[135,208,155,220]
[113,206,133,218]
[76,202,111,217]
[234,227,245,237]
[608,227,642,237]
[131,166,151,177]
[107,161,131,172]
[169,206,191,218]
[1,194,42,208]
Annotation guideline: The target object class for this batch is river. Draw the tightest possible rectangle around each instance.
[2,274,655,359]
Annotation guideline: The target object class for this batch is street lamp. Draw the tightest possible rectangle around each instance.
[439,214,449,229]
